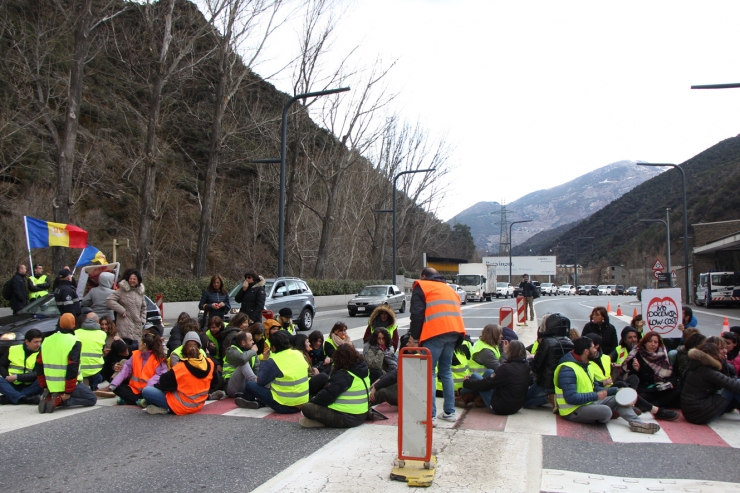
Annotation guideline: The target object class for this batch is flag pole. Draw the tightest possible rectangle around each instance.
[23,216,33,269]
[71,248,86,276]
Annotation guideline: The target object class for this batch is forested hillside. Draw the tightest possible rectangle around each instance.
[0,0,472,280]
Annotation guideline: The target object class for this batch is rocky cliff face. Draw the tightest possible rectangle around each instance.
[449,160,664,253]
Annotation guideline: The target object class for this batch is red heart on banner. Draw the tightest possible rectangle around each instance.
[646,296,679,334]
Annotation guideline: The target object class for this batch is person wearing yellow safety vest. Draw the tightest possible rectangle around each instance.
[362,305,399,352]
[36,313,97,413]
[277,307,297,335]
[554,336,676,433]
[0,329,43,404]
[323,321,351,361]
[441,337,472,404]
[582,333,615,388]
[141,332,217,415]
[74,312,107,390]
[364,328,397,384]
[236,330,311,414]
[28,264,50,301]
[300,343,370,428]
[609,326,640,370]
[224,331,260,397]
[469,324,506,376]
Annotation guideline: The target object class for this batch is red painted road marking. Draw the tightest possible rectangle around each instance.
[459,407,507,431]
[556,414,613,443]
[658,412,730,448]
[200,399,238,415]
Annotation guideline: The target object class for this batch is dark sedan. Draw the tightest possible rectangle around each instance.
[0,294,162,349]
[578,285,598,295]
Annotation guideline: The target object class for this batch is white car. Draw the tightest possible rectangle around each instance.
[597,285,610,295]
[558,284,576,295]
[449,284,467,305]
[540,283,557,296]
[495,282,514,298]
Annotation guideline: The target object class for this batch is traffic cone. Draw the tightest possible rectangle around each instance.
[607,302,612,313]
[723,317,730,333]
[632,307,638,319]
[616,304,623,316]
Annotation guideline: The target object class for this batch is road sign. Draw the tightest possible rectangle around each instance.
[671,270,677,279]
[654,270,661,279]
[652,259,665,271]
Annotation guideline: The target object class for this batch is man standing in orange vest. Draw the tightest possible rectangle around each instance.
[409,267,466,426]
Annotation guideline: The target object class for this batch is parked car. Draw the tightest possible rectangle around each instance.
[626,286,639,296]
[347,284,406,317]
[616,285,625,295]
[449,284,467,305]
[540,283,557,296]
[607,284,617,295]
[227,277,316,330]
[0,294,163,349]
[495,282,514,298]
[597,285,610,295]
[558,284,576,295]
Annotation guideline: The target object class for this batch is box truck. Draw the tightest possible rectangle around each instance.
[456,263,497,302]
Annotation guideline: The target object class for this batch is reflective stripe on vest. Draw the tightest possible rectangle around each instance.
[588,354,612,385]
[129,350,163,394]
[468,339,501,374]
[413,280,466,343]
[29,274,48,300]
[8,344,38,385]
[554,361,595,416]
[270,349,310,407]
[436,358,470,392]
[41,332,81,392]
[74,328,107,377]
[531,341,539,356]
[206,330,219,354]
[165,360,214,415]
[615,346,629,365]
[328,370,370,414]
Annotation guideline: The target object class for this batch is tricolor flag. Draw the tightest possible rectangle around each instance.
[74,245,108,269]
[24,216,88,249]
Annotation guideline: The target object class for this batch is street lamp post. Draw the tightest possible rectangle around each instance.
[391,169,436,279]
[639,210,671,287]
[574,237,594,287]
[508,220,532,283]
[254,86,350,277]
[636,163,690,301]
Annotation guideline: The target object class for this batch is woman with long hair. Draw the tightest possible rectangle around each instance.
[106,268,147,348]
[199,275,231,325]
[364,328,397,384]
[308,330,331,374]
[582,306,618,356]
[622,331,680,408]
[299,343,370,429]
[102,331,167,407]
[99,316,120,355]
[469,324,505,375]
[324,321,350,360]
[681,341,740,424]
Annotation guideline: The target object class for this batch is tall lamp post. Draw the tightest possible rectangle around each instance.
[574,237,593,287]
[639,209,672,286]
[636,163,689,301]
[508,220,532,282]
[255,86,351,277]
[391,169,436,279]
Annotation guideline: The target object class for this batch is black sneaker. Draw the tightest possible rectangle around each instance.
[38,389,53,414]
[654,408,679,421]
[235,397,261,409]
[234,392,244,399]
[0,395,9,405]
[24,395,41,405]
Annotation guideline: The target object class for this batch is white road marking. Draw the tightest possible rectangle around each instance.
[541,469,740,493]
[693,309,740,321]
[0,402,101,435]
[709,410,740,447]
[605,414,671,444]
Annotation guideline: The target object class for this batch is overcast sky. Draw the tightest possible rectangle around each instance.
[255,0,740,221]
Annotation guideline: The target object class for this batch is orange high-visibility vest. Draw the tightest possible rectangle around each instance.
[129,350,163,394]
[413,280,466,343]
[165,360,214,415]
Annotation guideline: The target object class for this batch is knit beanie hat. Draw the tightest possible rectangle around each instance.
[59,313,76,329]
[182,331,202,347]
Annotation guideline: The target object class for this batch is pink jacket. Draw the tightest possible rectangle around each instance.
[110,350,167,389]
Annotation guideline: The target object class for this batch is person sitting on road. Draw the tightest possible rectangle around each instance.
[621,331,680,409]
[169,318,208,369]
[0,329,43,405]
[362,305,399,352]
[630,314,646,338]
[583,333,618,389]
[705,336,737,378]
[99,316,121,356]
[166,312,194,355]
[324,321,351,360]
[227,312,250,331]
[199,274,231,325]
[610,326,641,367]
[224,331,260,398]
[308,330,332,374]
[291,333,330,393]
[141,332,217,415]
[675,332,706,384]
[101,331,167,407]
[555,337,676,434]
[299,344,371,428]
[581,307,618,357]
[364,328,397,384]
[722,332,740,376]
[462,340,531,415]
[247,322,267,358]
[277,307,297,335]
[36,313,97,412]
[205,316,226,367]
[526,314,550,357]
[681,341,740,424]
[235,331,311,414]
[101,340,131,389]
[469,324,506,375]
[262,319,282,359]
[74,312,107,390]
[524,313,573,410]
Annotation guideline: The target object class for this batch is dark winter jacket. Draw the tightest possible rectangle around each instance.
[362,305,399,351]
[681,348,740,424]
[311,360,370,412]
[373,368,397,391]
[235,276,266,323]
[8,272,29,313]
[582,318,619,356]
[556,351,616,407]
[409,273,464,343]
[518,280,536,298]
[0,343,38,384]
[199,289,231,323]
[531,319,574,390]
[463,357,531,415]
[54,279,81,317]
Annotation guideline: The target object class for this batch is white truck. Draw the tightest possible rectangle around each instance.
[456,263,497,302]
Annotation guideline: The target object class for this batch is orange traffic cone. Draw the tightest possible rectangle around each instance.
[616,304,623,316]
[723,317,730,333]
[632,307,638,319]
[607,302,612,313]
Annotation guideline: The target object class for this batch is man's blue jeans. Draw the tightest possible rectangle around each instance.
[141,386,171,412]
[468,371,495,410]
[523,383,551,409]
[0,378,41,404]
[421,332,459,417]
[244,381,300,414]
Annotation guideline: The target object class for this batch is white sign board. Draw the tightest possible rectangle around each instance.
[641,288,683,338]
[482,256,557,276]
